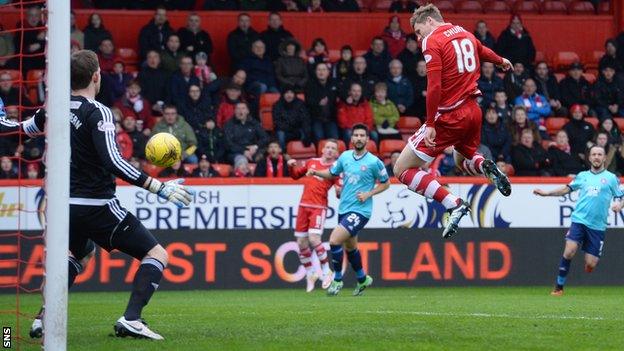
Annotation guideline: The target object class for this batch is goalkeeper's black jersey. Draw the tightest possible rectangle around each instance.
[70,95,148,200]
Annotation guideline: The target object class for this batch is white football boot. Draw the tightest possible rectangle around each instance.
[114,316,164,340]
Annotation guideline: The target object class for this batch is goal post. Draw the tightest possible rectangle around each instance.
[43,0,70,349]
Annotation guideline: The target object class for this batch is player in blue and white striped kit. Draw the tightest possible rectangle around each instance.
[308,123,390,296]
[534,145,623,296]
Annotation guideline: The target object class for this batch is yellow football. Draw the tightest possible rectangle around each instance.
[145,132,182,168]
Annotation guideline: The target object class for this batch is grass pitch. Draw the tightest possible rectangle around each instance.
[2,286,623,350]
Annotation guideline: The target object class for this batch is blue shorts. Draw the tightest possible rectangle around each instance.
[338,212,369,236]
[565,222,605,258]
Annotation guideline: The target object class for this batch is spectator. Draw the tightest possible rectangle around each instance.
[137,50,170,113]
[481,107,511,163]
[548,130,585,177]
[196,119,225,163]
[240,0,268,11]
[168,56,201,109]
[160,34,184,74]
[114,80,154,128]
[158,160,190,178]
[115,122,133,160]
[97,38,120,73]
[83,13,112,52]
[332,45,354,81]
[495,14,536,68]
[233,156,252,177]
[508,106,541,146]
[477,62,504,109]
[254,140,291,177]
[474,20,496,50]
[0,23,15,69]
[138,6,173,60]
[593,64,624,120]
[177,13,213,61]
[593,131,624,174]
[224,102,268,164]
[193,52,218,91]
[337,83,376,144]
[386,60,413,115]
[494,90,512,123]
[617,31,624,68]
[533,61,566,117]
[240,40,279,96]
[435,147,457,176]
[408,60,427,119]
[364,37,392,80]
[0,109,19,156]
[70,11,84,50]
[397,34,423,79]
[341,56,377,100]
[560,62,593,113]
[16,6,46,72]
[204,0,239,10]
[514,78,551,126]
[305,62,340,141]
[260,13,294,62]
[599,39,622,74]
[270,0,301,11]
[323,0,360,12]
[216,83,244,128]
[370,82,400,141]
[308,0,324,12]
[109,61,133,100]
[598,118,622,145]
[0,157,17,179]
[512,129,550,176]
[192,154,219,177]
[385,151,401,177]
[306,38,331,72]
[389,0,418,13]
[275,38,308,91]
[381,16,407,59]
[563,104,595,160]
[26,163,41,180]
[153,105,198,164]
[179,84,214,132]
[227,13,259,70]
[122,116,148,160]
[0,72,32,107]
[503,62,528,101]
[71,40,82,54]
[273,86,312,150]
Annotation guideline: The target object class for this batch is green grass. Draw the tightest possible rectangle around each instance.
[2,287,624,350]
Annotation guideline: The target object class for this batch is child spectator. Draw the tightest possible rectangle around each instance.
[193,51,217,89]
[370,82,400,141]
[307,38,331,71]
[192,154,219,178]
[494,90,512,123]
[332,45,353,81]
[110,61,133,100]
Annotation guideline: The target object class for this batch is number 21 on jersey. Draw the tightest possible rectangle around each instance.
[451,39,476,73]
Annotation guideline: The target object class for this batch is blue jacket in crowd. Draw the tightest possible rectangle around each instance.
[514,93,551,123]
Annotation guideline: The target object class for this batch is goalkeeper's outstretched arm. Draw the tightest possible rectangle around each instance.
[0,108,46,138]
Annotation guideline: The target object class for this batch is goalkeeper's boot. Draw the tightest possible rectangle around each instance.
[353,275,373,296]
[550,286,564,296]
[327,280,344,296]
[114,316,164,340]
[443,200,470,239]
[482,159,512,197]
[305,271,319,293]
[29,318,43,339]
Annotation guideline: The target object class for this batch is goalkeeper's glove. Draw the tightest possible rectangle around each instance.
[147,178,194,208]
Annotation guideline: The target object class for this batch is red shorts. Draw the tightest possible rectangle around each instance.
[408,98,482,162]
[294,206,327,237]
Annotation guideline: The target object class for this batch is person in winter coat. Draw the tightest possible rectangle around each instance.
[83,13,112,52]
[216,83,245,128]
[122,116,148,160]
[227,13,259,70]
[168,56,201,109]
[512,129,550,176]
[560,62,593,112]
[477,62,504,109]
[514,78,551,125]
[381,16,407,59]
[273,86,312,150]
[533,61,566,117]
[259,12,294,62]
[195,119,225,163]
[224,102,269,164]
[495,14,536,68]
[178,84,214,132]
[508,106,541,146]
[598,118,622,146]
[305,63,340,141]
[97,39,120,73]
[397,34,423,79]
[275,38,308,91]
[481,107,512,163]
[138,7,174,60]
[137,50,170,112]
[332,45,354,81]
[363,37,392,81]
[240,39,279,96]
[109,61,133,101]
[159,34,184,74]
[548,130,585,176]
[253,140,291,177]
[341,57,377,101]
[191,154,220,178]
[593,64,624,120]
[337,83,376,144]
[504,62,529,101]
[563,104,596,160]
[114,80,155,128]
[408,60,427,119]
[386,59,413,115]
[177,13,213,61]
[370,82,400,140]
[152,105,198,163]
[599,39,622,75]
[474,20,496,50]
[306,38,331,74]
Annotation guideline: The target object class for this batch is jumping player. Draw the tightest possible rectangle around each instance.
[307,124,389,296]
[534,146,623,296]
[393,4,514,239]
[29,50,194,340]
[288,139,341,292]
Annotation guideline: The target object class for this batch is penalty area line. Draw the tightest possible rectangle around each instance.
[363,310,617,321]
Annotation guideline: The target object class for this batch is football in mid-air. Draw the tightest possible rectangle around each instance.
[145,132,182,168]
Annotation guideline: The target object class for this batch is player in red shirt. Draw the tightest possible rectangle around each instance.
[288,139,342,292]
[393,4,513,239]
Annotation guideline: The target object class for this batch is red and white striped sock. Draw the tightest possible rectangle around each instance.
[399,168,460,210]
[460,154,485,176]
[299,247,313,273]
[313,243,330,273]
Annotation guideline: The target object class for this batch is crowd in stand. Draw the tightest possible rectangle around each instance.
[1,5,624,179]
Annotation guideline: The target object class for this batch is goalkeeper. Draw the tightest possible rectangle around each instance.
[29,50,194,341]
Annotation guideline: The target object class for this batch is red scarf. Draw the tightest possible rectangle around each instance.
[266,155,284,177]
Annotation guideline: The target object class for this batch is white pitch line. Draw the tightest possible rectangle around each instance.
[363,310,616,321]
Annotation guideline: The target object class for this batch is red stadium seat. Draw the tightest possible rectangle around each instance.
[287,141,317,159]
[143,164,164,178]
[317,139,347,156]
[184,164,198,174]
[553,51,580,71]
[373,0,392,11]
[569,0,594,14]
[585,51,604,70]
[0,69,22,82]
[585,117,599,129]
[535,51,547,64]
[484,0,511,13]
[541,1,568,14]
[554,73,565,82]
[513,0,542,13]
[260,93,280,110]
[613,118,624,133]
[431,0,455,12]
[582,72,596,84]
[328,49,341,62]
[354,50,367,58]
[397,116,422,135]
[546,117,568,136]
[505,163,515,177]
[379,140,405,159]
[212,163,232,177]
[116,47,138,66]
[457,1,483,13]
[260,110,273,131]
